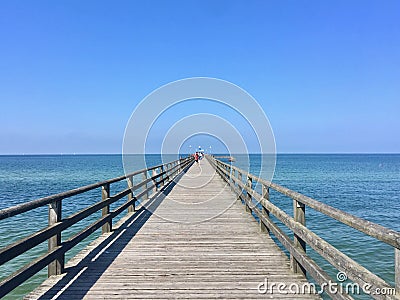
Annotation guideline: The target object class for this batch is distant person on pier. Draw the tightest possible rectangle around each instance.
[198,152,203,165]
[194,152,199,164]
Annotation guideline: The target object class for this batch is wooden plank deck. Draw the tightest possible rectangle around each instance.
[26,159,320,299]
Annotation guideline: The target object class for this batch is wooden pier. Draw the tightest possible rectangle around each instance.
[24,158,318,299]
[0,155,399,299]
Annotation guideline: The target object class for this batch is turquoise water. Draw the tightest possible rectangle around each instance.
[232,154,400,299]
[0,154,166,299]
[0,154,399,299]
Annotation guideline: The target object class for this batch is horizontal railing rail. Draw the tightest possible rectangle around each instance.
[208,155,399,300]
[0,156,193,298]
[0,160,180,221]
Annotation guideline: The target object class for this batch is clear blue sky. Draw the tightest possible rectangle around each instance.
[1,1,399,154]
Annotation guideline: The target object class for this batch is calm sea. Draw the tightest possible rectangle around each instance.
[0,154,399,299]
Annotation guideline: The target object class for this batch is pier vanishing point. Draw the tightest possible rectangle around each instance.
[0,156,399,299]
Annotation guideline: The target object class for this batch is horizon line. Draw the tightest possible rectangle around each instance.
[1,152,400,156]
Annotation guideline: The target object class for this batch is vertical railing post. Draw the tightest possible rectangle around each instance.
[231,168,235,187]
[234,169,238,187]
[160,166,165,187]
[230,166,235,190]
[260,185,270,233]
[142,171,149,200]
[48,199,64,276]
[159,165,165,186]
[237,172,243,202]
[165,163,169,183]
[227,164,231,185]
[127,175,135,213]
[291,199,306,276]
[396,248,400,295]
[152,169,158,193]
[102,183,111,234]
[245,175,252,212]
[224,164,227,179]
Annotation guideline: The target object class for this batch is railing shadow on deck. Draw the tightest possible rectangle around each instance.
[30,164,191,299]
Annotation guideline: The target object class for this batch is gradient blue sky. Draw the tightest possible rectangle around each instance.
[1,1,399,154]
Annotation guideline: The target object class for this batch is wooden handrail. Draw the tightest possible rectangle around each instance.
[0,156,193,298]
[208,155,399,300]
[216,159,400,249]
[0,160,177,221]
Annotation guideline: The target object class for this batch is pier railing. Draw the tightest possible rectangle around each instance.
[0,156,193,298]
[208,155,400,300]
